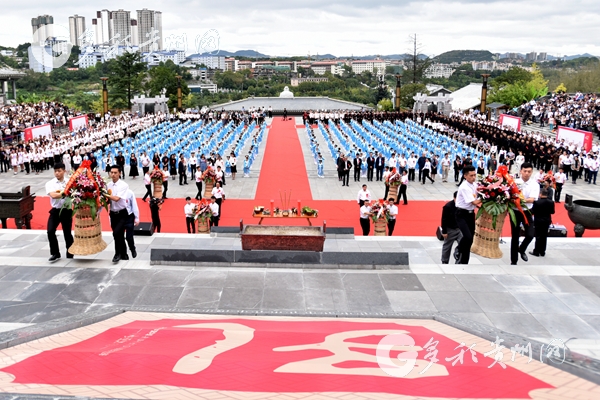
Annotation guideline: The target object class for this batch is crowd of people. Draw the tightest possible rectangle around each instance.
[0,102,75,139]
[520,92,600,135]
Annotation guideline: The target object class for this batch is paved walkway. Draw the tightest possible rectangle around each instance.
[1,229,599,361]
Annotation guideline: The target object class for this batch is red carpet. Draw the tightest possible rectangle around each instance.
[19,117,600,237]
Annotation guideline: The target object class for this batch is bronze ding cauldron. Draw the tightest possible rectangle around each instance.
[565,194,600,237]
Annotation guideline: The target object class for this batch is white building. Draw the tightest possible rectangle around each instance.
[28,45,54,73]
[189,83,217,94]
[311,62,343,75]
[77,45,139,68]
[225,58,238,71]
[68,15,86,47]
[111,10,132,44]
[143,50,185,66]
[96,9,111,45]
[350,60,386,75]
[188,55,226,70]
[424,63,455,79]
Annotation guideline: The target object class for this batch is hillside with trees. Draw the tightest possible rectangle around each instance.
[434,50,494,63]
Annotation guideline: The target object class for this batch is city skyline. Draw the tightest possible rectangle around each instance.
[3,0,599,58]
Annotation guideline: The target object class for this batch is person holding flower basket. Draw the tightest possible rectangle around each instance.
[455,166,482,264]
[508,162,539,265]
[45,162,74,262]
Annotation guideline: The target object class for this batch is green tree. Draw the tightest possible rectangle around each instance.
[378,99,393,111]
[107,51,147,110]
[145,60,190,109]
[400,83,427,108]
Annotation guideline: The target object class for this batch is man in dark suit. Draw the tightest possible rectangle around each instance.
[366,153,375,181]
[342,156,352,186]
[440,191,462,264]
[336,153,344,182]
[116,152,126,178]
[417,152,427,183]
[375,153,386,181]
[353,155,362,182]
[530,188,555,257]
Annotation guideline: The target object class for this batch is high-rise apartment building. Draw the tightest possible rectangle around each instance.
[130,19,139,46]
[68,15,86,47]
[97,9,111,44]
[136,9,163,52]
[31,15,54,44]
[111,9,131,44]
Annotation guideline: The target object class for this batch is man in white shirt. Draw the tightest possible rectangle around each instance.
[359,200,372,236]
[407,154,417,181]
[441,153,451,182]
[211,182,225,216]
[45,162,74,262]
[357,184,371,207]
[387,199,398,236]
[588,155,599,184]
[140,152,151,176]
[184,196,196,234]
[554,167,567,202]
[72,152,82,170]
[209,196,220,227]
[162,165,170,199]
[398,170,409,205]
[107,165,131,263]
[455,165,482,264]
[510,162,540,265]
[124,188,139,258]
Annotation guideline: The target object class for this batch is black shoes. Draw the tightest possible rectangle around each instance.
[131,249,137,258]
[520,252,529,262]
[112,255,121,263]
[529,251,539,257]
[48,254,60,262]
[122,255,130,261]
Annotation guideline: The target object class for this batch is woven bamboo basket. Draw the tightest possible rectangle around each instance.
[204,180,214,199]
[68,206,108,255]
[471,210,507,259]
[373,218,387,236]
[197,217,210,234]
[388,184,399,202]
[152,181,163,198]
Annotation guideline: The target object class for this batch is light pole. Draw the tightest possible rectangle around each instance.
[480,74,490,115]
[100,77,109,117]
[176,75,182,111]
[395,74,402,111]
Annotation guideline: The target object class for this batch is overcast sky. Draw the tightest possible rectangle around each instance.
[2,0,598,58]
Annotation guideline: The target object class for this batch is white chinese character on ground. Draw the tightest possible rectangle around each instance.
[510,342,533,363]
[420,337,440,374]
[484,336,507,369]
[445,342,478,366]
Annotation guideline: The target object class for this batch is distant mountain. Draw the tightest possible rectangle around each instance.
[564,53,597,60]
[434,50,494,63]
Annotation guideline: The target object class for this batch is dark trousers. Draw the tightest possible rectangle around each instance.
[510,212,534,264]
[190,165,196,180]
[441,227,462,264]
[367,167,374,181]
[216,198,223,216]
[589,171,598,184]
[376,167,384,181]
[408,168,415,181]
[179,172,187,185]
[342,171,350,186]
[533,220,551,256]
[151,210,161,233]
[422,170,434,184]
[388,219,396,236]
[195,181,203,200]
[455,209,475,264]
[143,184,152,201]
[555,183,563,202]
[162,181,168,198]
[110,209,129,258]
[125,213,136,255]
[210,215,220,227]
[384,184,389,201]
[354,168,360,181]
[562,165,571,179]
[398,184,407,204]
[454,168,460,182]
[360,217,370,236]
[47,208,74,257]
[186,217,195,233]
[142,166,150,175]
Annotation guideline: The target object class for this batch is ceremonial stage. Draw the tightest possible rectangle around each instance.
[10,117,600,238]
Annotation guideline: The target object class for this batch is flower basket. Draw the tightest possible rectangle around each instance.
[68,205,108,256]
[471,210,507,258]
[197,217,210,234]
[388,185,399,202]
[62,160,110,256]
[373,218,387,236]
[152,181,163,198]
[204,180,214,199]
